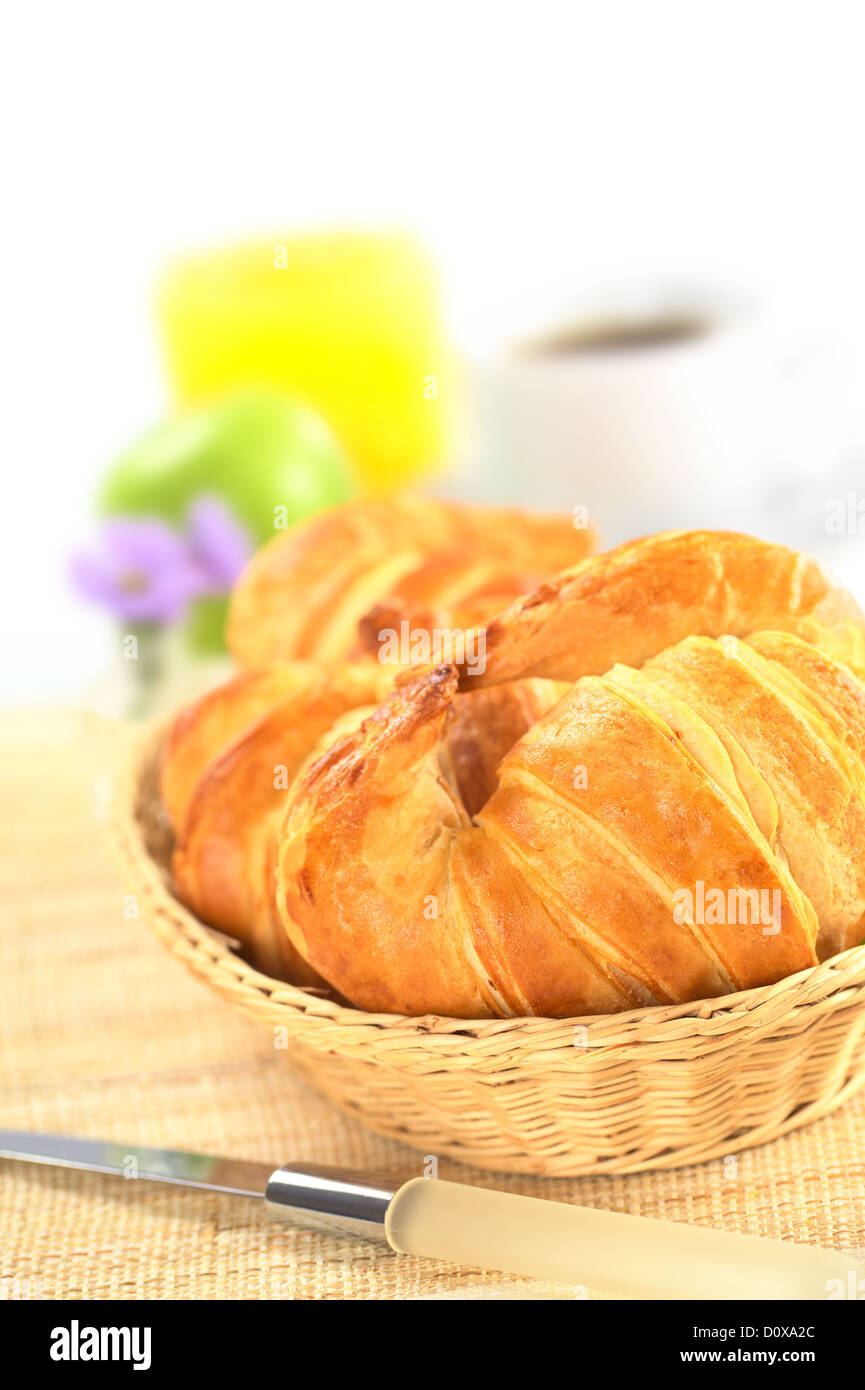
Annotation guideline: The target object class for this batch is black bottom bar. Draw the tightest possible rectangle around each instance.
[0,1295,859,1374]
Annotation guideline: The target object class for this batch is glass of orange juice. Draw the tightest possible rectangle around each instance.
[157,231,452,494]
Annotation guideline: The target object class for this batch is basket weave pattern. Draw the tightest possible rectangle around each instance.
[115,726,865,1177]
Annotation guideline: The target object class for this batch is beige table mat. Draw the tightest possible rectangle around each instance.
[1,709,864,1300]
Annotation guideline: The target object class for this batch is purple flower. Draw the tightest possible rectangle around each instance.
[186,496,252,591]
[70,518,205,624]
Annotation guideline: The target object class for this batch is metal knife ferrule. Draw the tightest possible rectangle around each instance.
[264,1163,398,1241]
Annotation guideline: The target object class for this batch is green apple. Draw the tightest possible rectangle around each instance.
[100,388,355,651]
[101,387,354,539]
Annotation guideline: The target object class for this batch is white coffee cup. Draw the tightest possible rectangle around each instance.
[465,289,843,544]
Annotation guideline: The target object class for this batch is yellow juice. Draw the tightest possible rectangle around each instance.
[157,231,452,494]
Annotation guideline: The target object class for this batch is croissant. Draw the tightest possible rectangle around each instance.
[160,658,565,981]
[226,496,594,667]
[276,530,865,1017]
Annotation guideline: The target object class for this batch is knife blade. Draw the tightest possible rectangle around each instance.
[0,1128,272,1197]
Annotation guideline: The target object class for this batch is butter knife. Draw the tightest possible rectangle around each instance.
[1,1128,859,1299]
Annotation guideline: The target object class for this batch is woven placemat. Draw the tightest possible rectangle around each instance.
[1,709,864,1300]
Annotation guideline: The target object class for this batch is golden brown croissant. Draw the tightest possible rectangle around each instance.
[160,658,564,982]
[226,496,594,667]
[276,530,865,1017]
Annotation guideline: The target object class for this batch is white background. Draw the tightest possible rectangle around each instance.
[3,0,865,703]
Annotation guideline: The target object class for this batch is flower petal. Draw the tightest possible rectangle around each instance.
[186,495,253,591]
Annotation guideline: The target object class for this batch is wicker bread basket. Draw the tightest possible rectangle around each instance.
[114,722,865,1178]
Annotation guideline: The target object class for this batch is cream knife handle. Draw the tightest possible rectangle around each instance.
[264,1164,398,1240]
[385,1179,861,1299]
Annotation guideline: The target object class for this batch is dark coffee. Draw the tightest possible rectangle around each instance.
[522,314,715,357]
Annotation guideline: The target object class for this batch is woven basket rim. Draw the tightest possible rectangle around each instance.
[115,716,865,1052]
